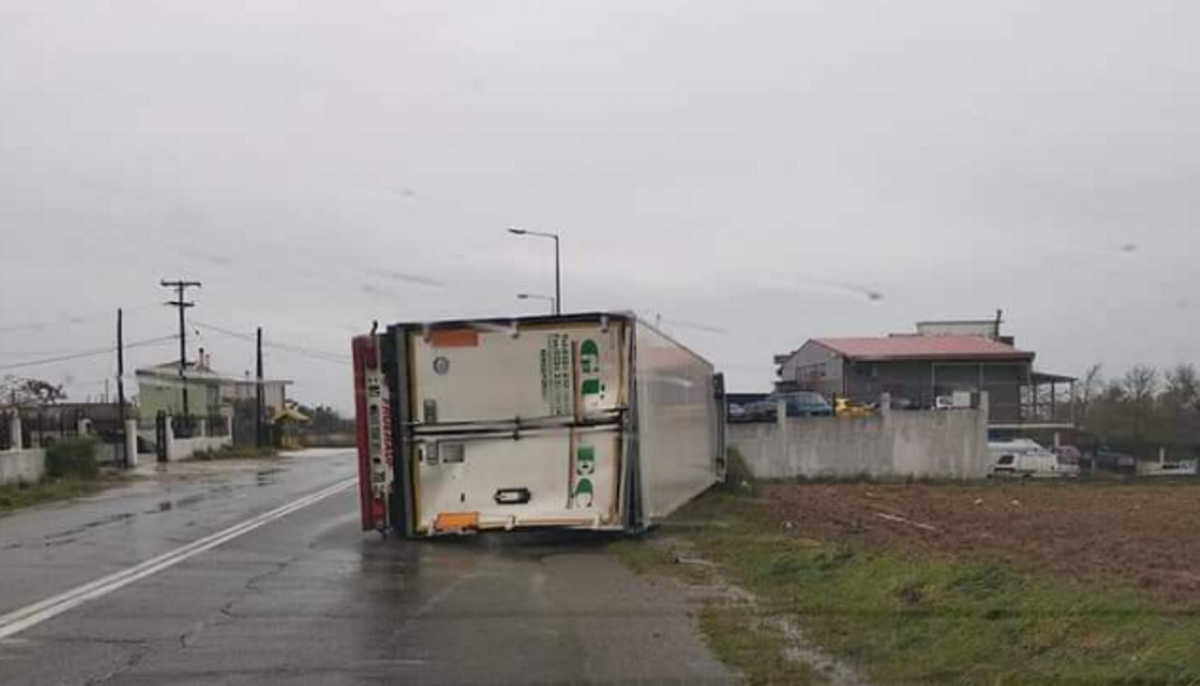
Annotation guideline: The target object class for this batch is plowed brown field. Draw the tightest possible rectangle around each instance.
[762,479,1200,603]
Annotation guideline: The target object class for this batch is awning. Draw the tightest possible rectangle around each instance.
[1030,371,1076,384]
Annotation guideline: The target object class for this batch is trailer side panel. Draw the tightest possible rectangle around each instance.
[633,320,722,521]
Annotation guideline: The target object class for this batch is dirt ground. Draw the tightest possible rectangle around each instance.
[762,479,1200,604]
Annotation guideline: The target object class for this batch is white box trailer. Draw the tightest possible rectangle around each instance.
[351,312,726,537]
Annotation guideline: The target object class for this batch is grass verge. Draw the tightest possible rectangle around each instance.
[610,536,820,685]
[0,473,131,513]
[616,492,1200,685]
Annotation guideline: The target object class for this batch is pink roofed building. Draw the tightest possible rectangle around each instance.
[774,318,1074,427]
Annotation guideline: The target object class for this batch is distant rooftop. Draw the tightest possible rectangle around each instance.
[914,319,1000,326]
[814,335,1033,361]
[136,361,292,385]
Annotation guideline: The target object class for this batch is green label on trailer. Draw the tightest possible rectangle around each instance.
[573,444,596,508]
[573,478,594,508]
[540,334,572,416]
[579,338,606,406]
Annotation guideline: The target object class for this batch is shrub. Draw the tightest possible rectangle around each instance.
[722,446,757,496]
[45,437,99,479]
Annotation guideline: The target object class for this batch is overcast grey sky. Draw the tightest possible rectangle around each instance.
[2,0,1197,412]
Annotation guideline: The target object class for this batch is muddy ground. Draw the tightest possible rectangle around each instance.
[762,479,1200,603]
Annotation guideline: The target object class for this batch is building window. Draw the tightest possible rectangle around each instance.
[796,363,825,382]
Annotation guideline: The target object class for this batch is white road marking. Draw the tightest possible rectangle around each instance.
[0,478,356,641]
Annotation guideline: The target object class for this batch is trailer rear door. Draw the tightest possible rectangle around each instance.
[405,320,628,533]
[408,321,626,424]
[411,427,622,532]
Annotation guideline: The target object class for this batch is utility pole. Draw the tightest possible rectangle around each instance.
[256,326,264,448]
[116,308,128,468]
[160,279,201,422]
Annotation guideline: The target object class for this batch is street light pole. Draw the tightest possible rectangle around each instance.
[517,293,556,314]
[552,234,560,315]
[508,228,561,315]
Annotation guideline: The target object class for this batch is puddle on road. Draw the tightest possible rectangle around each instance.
[451,530,621,562]
[146,493,208,514]
[38,490,219,542]
[43,512,137,544]
[176,494,207,507]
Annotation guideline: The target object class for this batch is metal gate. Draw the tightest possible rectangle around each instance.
[155,411,168,463]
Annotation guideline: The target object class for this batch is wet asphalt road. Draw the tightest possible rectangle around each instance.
[0,450,734,685]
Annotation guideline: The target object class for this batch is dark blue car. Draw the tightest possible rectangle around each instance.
[764,391,834,418]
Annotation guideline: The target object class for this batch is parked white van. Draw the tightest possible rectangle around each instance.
[988,439,1079,478]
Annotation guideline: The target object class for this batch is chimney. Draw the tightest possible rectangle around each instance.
[198,347,206,370]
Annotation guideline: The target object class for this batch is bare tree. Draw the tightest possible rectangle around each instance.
[0,375,68,408]
[1074,363,1103,427]
[1122,365,1158,441]
[1163,363,1199,408]
[1160,364,1200,450]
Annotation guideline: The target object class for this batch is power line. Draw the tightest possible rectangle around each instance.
[193,320,254,343]
[193,321,350,364]
[263,340,350,364]
[0,336,178,372]
[0,302,161,334]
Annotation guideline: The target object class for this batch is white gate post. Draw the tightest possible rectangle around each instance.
[125,419,138,467]
[9,412,22,451]
[165,414,177,461]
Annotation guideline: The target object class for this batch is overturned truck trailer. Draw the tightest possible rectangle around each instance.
[352,312,726,537]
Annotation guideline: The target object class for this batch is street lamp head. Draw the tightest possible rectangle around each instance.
[517,293,530,299]
[507,228,528,235]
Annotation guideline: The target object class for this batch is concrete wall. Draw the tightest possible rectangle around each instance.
[0,449,46,486]
[171,436,231,460]
[730,400,990,480]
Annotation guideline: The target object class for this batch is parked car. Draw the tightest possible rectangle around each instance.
[746,399,779,421]
[1054,445,1081,465]
[834,395,874,417]
[1136,459,1199,476]
[988,439,1078,478]
[727,402,750,422]
[1093,447,1137,473]
[768,391,834,418]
